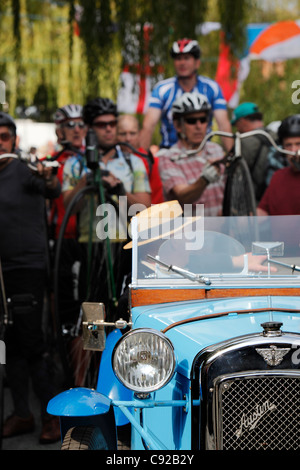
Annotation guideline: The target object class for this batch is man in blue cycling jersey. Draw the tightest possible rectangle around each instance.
[140,38,232,151]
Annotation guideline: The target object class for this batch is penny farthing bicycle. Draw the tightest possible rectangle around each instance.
[176,128,298,217]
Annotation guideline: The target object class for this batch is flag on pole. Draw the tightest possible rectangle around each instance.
[215,33,240,108]
[215,20,300,108]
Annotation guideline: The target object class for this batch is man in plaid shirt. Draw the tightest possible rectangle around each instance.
[158,92,225,216]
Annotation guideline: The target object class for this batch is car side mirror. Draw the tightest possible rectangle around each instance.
[82,302,106,351]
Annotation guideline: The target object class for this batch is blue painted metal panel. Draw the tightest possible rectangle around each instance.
[132,295,300,377]
[47,387,111,417]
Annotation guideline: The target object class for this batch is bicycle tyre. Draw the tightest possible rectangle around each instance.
[223,157,257,216]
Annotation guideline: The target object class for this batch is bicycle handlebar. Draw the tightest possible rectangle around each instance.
[0,153,19,160]
[0,140,152,165]
[185,129,300,159]
[0,153,60,171]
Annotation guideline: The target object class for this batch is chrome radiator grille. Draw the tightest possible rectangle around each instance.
[217,374,300,450]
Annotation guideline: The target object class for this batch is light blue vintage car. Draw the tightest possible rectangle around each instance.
[48,205,300,450]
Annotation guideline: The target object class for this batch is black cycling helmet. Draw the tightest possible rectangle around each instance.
[170,39,201,59]
[0,112,16,136]
[278,114,300,143]
[172,92,211,119]
[54,104,83,124]
[83,97,118,125]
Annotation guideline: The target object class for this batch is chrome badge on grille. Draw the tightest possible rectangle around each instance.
[255,345,291,366]
[236,400,276,439]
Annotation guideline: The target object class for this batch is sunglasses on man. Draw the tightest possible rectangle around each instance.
[63,121,86,129]
[0,132,13,142]
[184,116,208,125]
[92,120,118,129]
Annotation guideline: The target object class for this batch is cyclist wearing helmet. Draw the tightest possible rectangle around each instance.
[54,104,86,150]
[158,92,225,216]
[63,97,151,243]
[0,113,61,443]
[257,114,300,216]
[140,38,232,151]
[50,104,87,239]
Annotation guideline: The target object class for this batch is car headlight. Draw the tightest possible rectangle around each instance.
[112,328,176,393]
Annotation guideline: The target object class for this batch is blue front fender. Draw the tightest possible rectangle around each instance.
[47,330,132,424]
[47,387,111,417]
[47,388,117,447]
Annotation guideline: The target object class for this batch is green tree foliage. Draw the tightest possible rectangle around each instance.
[114,1,210,73]
[2,0,298,127]
[77,0,117,98]
[241,60,300,125]
[217,0,254,56]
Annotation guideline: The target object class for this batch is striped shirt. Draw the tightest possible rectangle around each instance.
[158,141,226,216]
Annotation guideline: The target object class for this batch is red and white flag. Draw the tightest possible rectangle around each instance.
[117,65,152,114]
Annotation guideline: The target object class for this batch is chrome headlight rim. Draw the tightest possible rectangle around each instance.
[112,328,176,393]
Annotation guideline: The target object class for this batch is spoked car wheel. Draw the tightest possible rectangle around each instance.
[61,426,109,450]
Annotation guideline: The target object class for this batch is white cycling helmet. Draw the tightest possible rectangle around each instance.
[170,39,201,59]
[172,92,211,118]
[54,104,83,124]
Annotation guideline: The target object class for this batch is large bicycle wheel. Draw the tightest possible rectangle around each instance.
[223,157,257,216]
[53,184,125,389]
